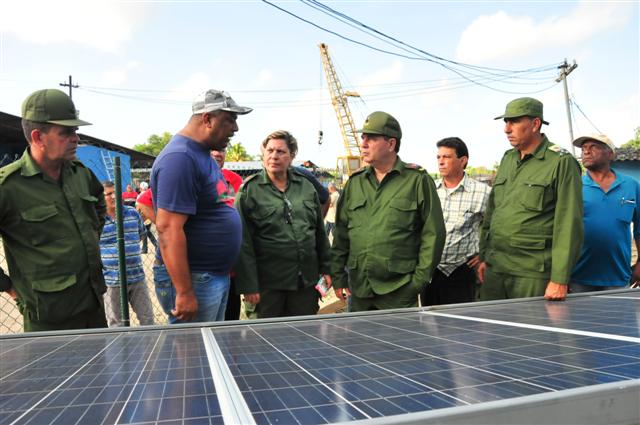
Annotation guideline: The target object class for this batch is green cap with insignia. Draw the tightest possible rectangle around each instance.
[357,111,402,140]
[21,89,91,127]
[494,97,549,125]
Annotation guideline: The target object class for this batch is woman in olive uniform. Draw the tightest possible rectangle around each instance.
[235,130,332,318]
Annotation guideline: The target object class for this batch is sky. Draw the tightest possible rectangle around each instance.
[0,0,638,170]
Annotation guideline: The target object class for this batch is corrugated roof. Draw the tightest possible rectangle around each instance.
[615,147,640,161]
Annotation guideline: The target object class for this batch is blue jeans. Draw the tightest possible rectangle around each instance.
[153,264,230,324]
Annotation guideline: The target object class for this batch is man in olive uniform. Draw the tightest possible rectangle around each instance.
[331,111,446,311]
[477,97,583,301]
[0,89,107,331]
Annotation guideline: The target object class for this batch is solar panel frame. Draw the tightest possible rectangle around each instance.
[1,290,639,425]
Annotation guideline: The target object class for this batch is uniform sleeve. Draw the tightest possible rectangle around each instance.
[479,171,500,262]
[550,156,584,284]
[412,174,446,286]
[89,169,107,232]
[313,191,331,275]
[234,185,260,294]
[330,181,351,289]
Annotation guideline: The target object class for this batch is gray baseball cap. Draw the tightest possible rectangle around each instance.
[192,89,252,115]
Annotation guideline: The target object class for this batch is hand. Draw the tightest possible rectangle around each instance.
[171,291,198,321]
[476,262,487,284]
[243,293,260,305]
[7,287,17,300]
[544,281,568,301]
[334,287,351,301]
[466,255,481,269]
[632,262,640,285]
[323,274,333,289]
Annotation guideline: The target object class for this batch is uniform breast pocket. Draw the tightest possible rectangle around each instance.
[20,205,66,246]
[302,200,318,227]
[388,198,418,230]
[520,181,549,211]
[80,194,100,230]
[249,205,278,230]
[347,198,367,228]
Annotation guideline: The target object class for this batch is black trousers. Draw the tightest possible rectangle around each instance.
[224,276,241,321]
[421,263,476,307]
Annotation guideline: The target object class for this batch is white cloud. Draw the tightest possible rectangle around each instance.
[166,72,213,102]
[255,69,273,87]
[456,2,631,63]
[0,0,149,53]
[98,61,141,86]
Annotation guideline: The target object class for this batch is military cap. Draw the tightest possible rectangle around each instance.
[357,111,402,139]
[494,97,549,125]
[21,89,91,126]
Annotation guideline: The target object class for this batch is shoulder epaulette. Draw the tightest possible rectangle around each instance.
[404,163,425,172]
[548,144,570,156]
[239,172,260,190]
[0,161,22,185]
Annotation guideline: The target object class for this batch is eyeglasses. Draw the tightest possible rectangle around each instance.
[283,195,293,225]
[104,191,116,198]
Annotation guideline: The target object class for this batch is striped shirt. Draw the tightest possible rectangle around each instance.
[100,206,146,286]
[436,174,491,275]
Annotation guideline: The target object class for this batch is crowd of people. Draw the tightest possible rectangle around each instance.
[0,88,638,333]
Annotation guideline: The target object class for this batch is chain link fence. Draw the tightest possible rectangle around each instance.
[0,225,170,334]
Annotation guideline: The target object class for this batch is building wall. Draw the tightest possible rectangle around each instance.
[612,161,640,181]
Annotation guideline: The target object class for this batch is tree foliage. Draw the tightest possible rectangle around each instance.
[134,132,173,156]
[621,127,640,149]
[226,142,253,162]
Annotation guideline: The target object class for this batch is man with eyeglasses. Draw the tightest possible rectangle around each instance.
[331,111,446,311]
[151,89,252,323]
[570,134,640,292]
[0,89,108,331]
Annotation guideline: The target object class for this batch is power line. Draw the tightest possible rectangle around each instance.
[571,97,603,134]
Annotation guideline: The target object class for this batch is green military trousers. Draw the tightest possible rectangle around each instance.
[479,267,548,301]
[351,281,419,312]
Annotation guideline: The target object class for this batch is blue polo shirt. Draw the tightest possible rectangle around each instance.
[571,171,640,286]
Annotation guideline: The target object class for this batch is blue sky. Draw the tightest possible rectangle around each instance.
[0,0,638,169]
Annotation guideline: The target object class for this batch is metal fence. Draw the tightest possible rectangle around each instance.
[0,225,170,334]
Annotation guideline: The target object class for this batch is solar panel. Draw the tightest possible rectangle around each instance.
[1,290,639,424]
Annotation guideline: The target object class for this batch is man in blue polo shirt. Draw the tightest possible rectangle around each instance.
[570,134,640,292]
[151,89,252,323]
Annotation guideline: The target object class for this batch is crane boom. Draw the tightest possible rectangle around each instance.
[319,43,362,177]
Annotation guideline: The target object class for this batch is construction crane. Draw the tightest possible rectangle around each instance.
[319,43,362,181]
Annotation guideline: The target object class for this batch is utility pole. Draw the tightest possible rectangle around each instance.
[556,59,578,155]
[59,75,78,99]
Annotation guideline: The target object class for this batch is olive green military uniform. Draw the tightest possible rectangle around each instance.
[0,149,107,331]
[235,168,331,318]
[479,135,583,300]
[331,157,446,311]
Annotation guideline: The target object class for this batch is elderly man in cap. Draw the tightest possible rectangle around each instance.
[151,89,251,323]
[477,97,583,301]
[331,111,445,311]
[570,134,640,292]
[0,89,107,331]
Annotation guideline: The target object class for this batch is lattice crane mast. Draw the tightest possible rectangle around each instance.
[319,43,362,179]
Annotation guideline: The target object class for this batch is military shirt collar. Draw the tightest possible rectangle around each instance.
[365,156,404,177]
[258,167,301,185]
[20,148,76,178]
[531,134,550,160]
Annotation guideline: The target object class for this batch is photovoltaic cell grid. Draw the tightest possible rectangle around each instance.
[1,291,639,425]
[1,330,221,425]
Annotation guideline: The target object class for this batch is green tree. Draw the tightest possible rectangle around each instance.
[226,142,253,161]
[133,132,173,156]
[621,127,640,148]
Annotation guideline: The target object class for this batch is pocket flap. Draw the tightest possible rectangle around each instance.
[80,195,98,203]
[510,237,545,250]
[32,274,77,293]
[21,205,58,222]
[389,198,417,211]
[348,198,366,211]
[388,259,417,273]
[252,206,277,220]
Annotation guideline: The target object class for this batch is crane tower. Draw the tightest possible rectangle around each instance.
[319,43,362,180]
